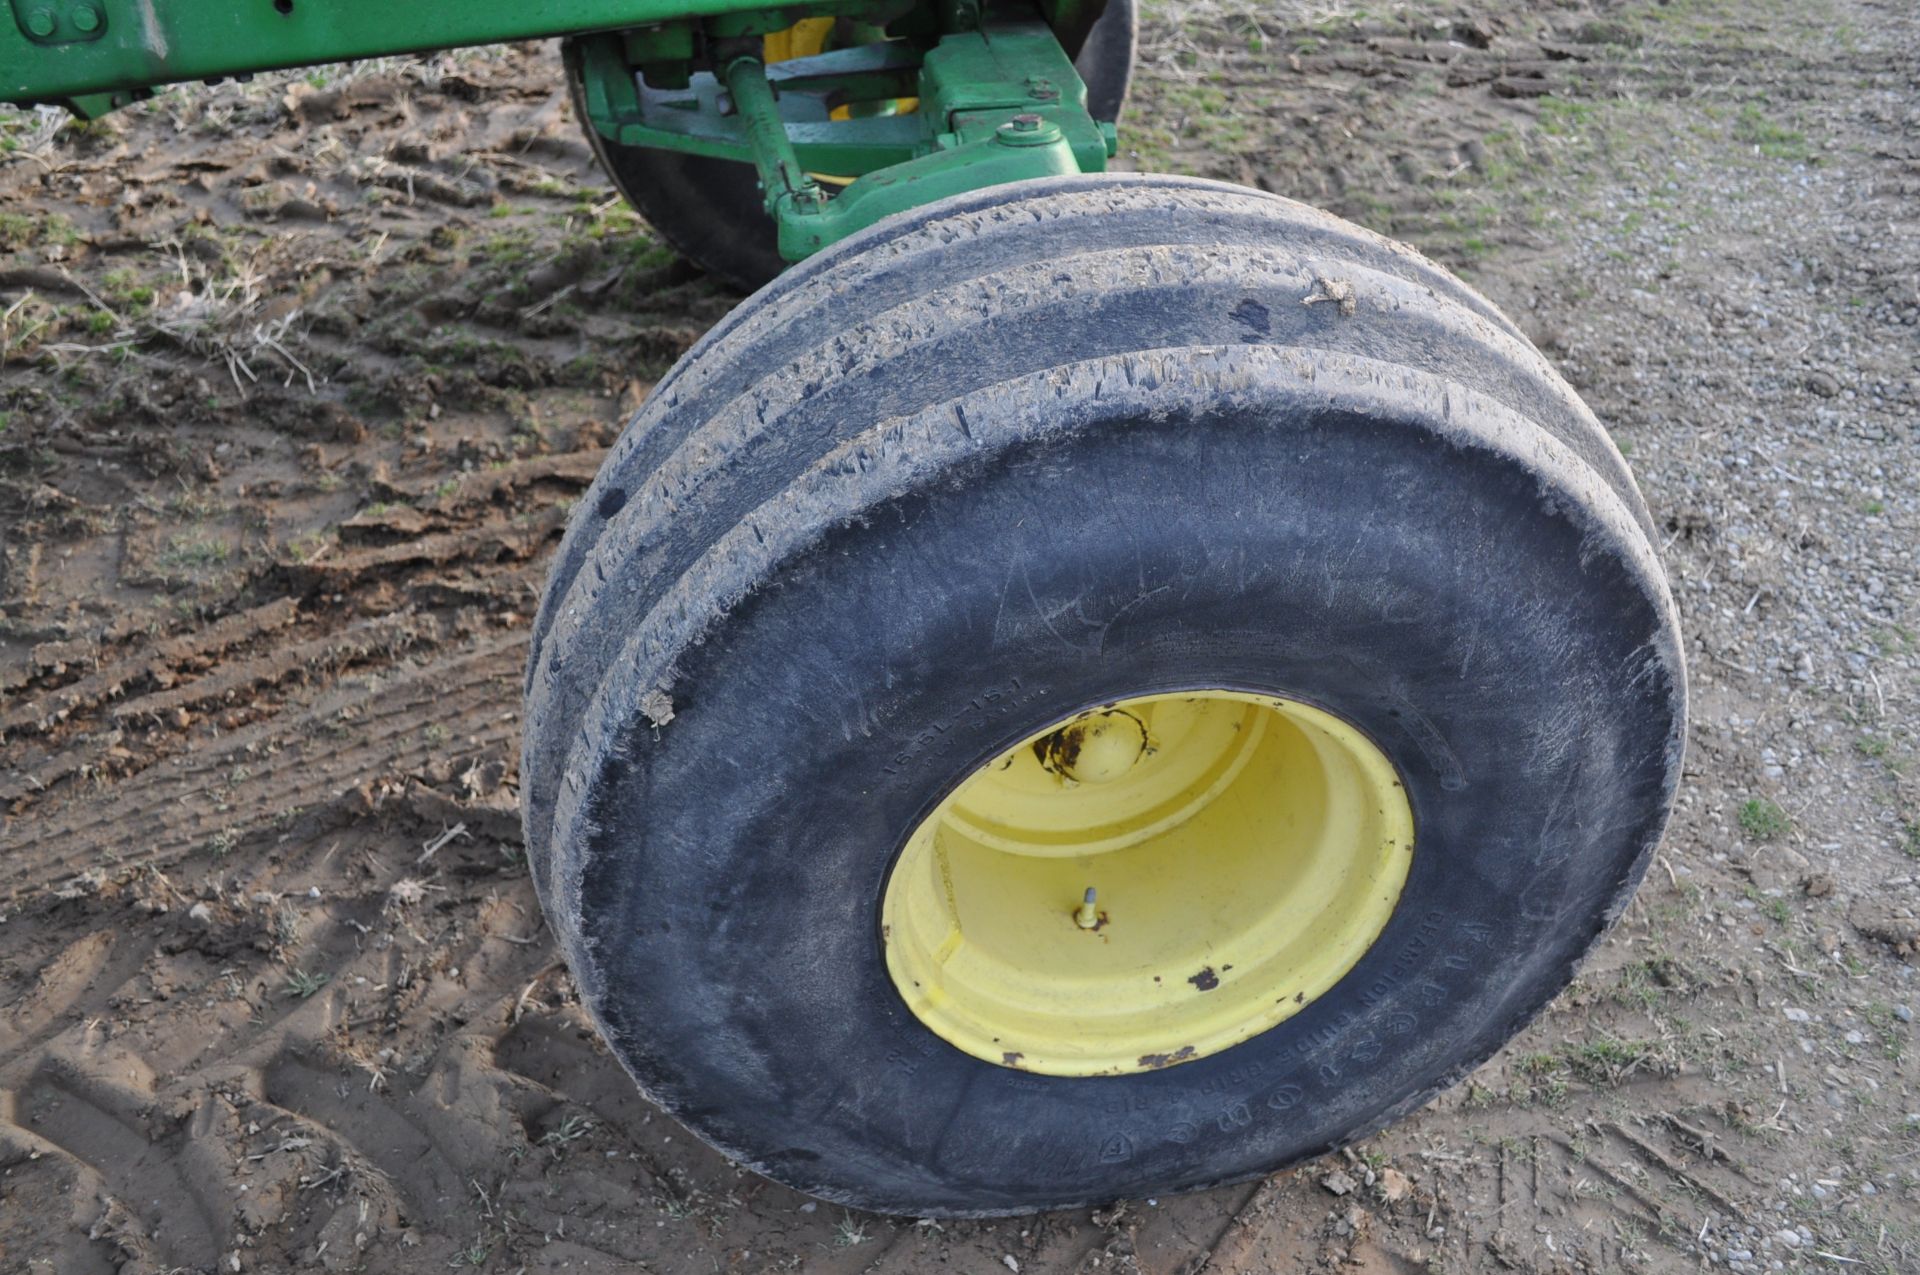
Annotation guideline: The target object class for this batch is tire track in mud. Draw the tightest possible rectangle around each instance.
[2,448,594,849]
[492,1011,708,1199]
[0,608,443,806]
[9,1065,226,1270]
[2,635,525,896]
[0,929,153,1065]
[252,1012,682,1262]
[177,912,372,1073]
[0,597,301,739]
[1139,3,1902,285]
[0,1122,124,1274]
[263,1052,477,1225]
[1475,1111,1759,1270]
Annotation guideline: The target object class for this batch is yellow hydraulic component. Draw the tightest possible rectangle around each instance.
[761,16,835,63]
[765,16,918,186]
[881,691,1415,1076]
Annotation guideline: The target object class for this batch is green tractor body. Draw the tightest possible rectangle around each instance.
[2,0,1113,258]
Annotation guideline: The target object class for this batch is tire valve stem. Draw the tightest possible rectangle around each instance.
[1076,887,1100,930]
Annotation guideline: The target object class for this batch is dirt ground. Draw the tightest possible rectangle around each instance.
[2,0,1918,1270]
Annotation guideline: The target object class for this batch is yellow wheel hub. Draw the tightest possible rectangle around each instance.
[881,691,1415,1076]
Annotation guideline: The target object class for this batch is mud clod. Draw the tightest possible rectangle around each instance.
[1302,274,1358,316]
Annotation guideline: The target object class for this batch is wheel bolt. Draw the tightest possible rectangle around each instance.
[25,9,56,36]
[1075,887,1100,930]
[996,113,1062,148]
[72,5,101,32]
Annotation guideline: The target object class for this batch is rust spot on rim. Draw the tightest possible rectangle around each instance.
[1137,1045,1197,1069]
[1188,966,1220,991]
[1032,708,1147,778]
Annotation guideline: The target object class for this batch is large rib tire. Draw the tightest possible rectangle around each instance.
[561,0,1139,293]
[521,174,1685,1215]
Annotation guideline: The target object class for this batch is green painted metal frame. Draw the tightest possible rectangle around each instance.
[2,0,1095,108]
[1,0,793,106]
[2,0,1111,263]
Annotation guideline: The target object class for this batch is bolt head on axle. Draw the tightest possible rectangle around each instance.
[995,113,1062,147]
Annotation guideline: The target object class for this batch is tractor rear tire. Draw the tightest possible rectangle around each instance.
[521,174,1685,1215]
[562,0,1138,293]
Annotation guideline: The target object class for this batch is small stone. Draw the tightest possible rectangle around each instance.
[1895,1005,1913,1023]
[1321,1170,1357,1196]
[1783,1007,1811,1023]
[1845,1030,1864,1045]
[1776,1230,1802,1247]
[1002,1256,1020,1273]
[1805,370,1840,396]
[189,902,214,924]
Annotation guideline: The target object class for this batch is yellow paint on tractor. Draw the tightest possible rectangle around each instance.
[882,691,1415,1075]
[761,16,836,62]
[768,13,918,175]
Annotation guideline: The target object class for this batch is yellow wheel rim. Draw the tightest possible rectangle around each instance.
[881,691,1415,1076]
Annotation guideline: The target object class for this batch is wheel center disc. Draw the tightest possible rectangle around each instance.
[881,691,1416,1076]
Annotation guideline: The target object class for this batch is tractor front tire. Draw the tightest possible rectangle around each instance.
[521,174,1685,1215]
